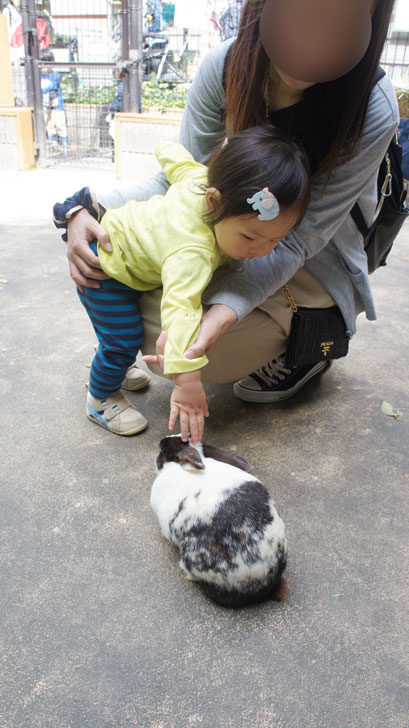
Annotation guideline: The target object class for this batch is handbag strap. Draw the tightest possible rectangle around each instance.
[282,284,298,313]
[350,65,388,236]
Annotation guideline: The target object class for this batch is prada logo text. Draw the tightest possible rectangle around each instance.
[320,341,334,357]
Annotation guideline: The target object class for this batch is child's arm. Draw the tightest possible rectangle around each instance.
[159,246,222,375]
[144,244,222,442]
[169,371,209,444]
[155,141,208,186]
[161,249,213,443]
[143,333,208,443]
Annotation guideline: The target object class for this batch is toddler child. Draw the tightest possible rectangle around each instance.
[54,125,311,443]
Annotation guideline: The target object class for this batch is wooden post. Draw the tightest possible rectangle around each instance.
[0,107,35,169]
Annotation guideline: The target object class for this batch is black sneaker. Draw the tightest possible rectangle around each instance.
[233,355,331,403]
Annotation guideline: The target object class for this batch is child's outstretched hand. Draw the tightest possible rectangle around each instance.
[170,372,209,445]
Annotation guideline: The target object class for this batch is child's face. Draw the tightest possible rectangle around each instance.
[212,207,301,260]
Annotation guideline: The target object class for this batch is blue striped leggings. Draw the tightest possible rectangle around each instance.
[77,242,144,398]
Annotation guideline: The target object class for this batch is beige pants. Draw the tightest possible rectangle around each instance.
[139,267,335,383]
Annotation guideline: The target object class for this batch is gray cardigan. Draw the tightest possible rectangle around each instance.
[99,39,399,337]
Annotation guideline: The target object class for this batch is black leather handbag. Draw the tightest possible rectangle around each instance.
[283,285,349,367]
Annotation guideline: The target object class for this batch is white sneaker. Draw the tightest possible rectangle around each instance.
[86,391,148,435]
[92,346,150,392]
[121,363,151,391]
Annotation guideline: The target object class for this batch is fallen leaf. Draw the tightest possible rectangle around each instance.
[381,400,400,419]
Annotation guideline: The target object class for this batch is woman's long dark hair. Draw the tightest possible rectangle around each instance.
[225,0,396,184]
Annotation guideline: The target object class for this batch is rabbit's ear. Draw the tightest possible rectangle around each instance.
[202,443,252,472]
[178,445,205,470]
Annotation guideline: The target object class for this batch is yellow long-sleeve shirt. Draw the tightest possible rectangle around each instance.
[98,142,229,375]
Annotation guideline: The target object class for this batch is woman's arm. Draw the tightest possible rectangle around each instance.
[177,40,230,162]
[184,304,238,360]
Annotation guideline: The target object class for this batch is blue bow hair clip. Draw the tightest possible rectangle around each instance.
[247,187,280,221]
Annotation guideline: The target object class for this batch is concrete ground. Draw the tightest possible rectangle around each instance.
[0,164,408,728]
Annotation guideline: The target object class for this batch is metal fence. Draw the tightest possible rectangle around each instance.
[2,1,408,164]
[381,30,409,85]
[2,0,215,163]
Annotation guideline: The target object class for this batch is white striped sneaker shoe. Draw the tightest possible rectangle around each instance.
[86,391,148,435]
[121,362,151,391]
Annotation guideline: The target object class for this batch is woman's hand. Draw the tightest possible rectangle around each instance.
[170,371,209,444]
[142,305,238,373]
[142,330,167,369]
[184,304,238,360]
[66,208,112,292]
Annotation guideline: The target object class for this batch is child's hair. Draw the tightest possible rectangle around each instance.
[206,125,311,225]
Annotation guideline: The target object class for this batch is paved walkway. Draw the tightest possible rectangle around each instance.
[1,164,408,728]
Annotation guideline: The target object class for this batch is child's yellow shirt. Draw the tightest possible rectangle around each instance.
[98,142,228,375]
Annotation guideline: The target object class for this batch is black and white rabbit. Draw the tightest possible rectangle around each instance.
[151,435,288,608]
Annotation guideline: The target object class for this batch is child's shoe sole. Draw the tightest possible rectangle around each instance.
[87,408,148,435]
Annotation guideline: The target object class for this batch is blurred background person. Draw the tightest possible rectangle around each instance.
[40,50,69,154]
[3,0,24,65]
[146,0,163,32]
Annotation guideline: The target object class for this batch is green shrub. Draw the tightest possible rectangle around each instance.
[60,73,116,105]
[141,80,188,112]
[60,73,187,112]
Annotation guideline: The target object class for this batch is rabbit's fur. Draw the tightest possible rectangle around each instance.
[151,436,288,608]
